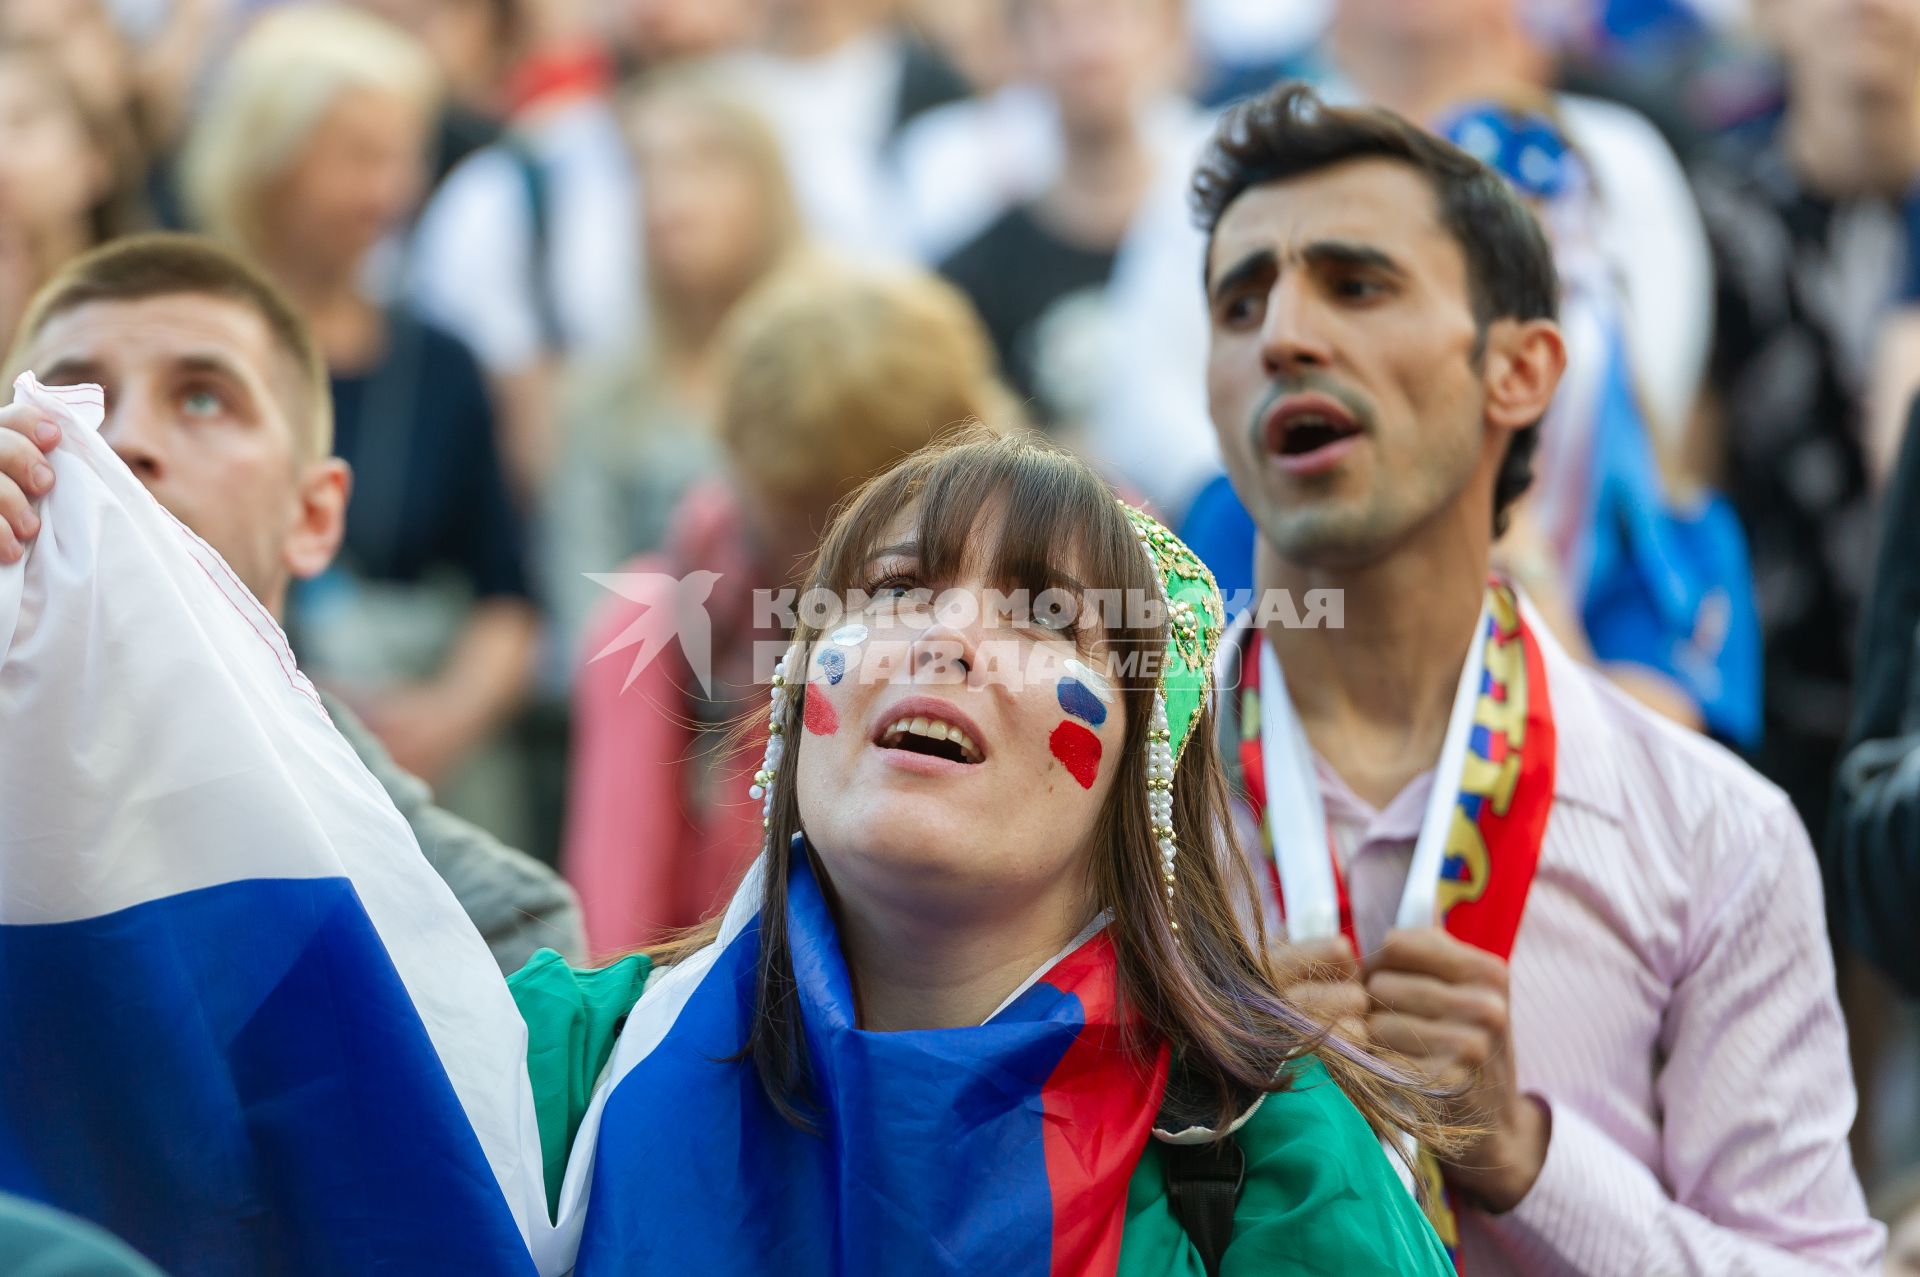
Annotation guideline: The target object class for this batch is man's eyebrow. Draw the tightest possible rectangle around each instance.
[1299,240,1407,277]
[37,356,104,385]
[1207,247,1276,301]
[171,351,259,387]
[1208,241,1408,301]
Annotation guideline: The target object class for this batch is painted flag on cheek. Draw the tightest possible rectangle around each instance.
[0,376,549,1275]
[553,851,1169,1276]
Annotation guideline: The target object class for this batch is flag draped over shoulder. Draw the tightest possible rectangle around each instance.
[0,376,548,1276]
[540,849,1169,1277]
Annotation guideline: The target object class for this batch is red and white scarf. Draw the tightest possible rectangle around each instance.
[1234,580,1558,1265]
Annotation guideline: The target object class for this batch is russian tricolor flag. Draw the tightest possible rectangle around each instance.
[0,376,547,1275]
[544,851,1168,1276]
[0,375,1169,1276]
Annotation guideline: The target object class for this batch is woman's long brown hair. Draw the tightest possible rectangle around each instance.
[654,426,1457,1151]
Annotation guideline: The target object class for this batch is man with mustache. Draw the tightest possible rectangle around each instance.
[1202,82,1881,1273]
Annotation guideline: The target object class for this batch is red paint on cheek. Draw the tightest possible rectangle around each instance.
[803,685,839,736]
[1049,721,1102,790]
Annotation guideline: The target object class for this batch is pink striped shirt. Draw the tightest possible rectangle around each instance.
[1231,615,1885,1274]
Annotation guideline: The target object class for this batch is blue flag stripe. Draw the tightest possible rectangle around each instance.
[0,876,534,1277]
[575,857,1081,1275]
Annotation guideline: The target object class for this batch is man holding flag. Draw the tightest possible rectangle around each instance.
[0,233,582,974]
[1199,81,1882,1273]
[0,237,572,1273]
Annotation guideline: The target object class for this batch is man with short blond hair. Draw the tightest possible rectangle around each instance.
[0,232,581,971]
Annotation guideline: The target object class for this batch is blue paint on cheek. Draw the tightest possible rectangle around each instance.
[1057,678,1108,727]
[819,649,846,685]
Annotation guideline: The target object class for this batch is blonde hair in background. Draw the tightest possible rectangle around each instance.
[622,67,805,356]
[714,259,1024,504]
[179,4,439,253]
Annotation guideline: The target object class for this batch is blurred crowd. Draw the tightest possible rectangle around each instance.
[10,0,1920,1259]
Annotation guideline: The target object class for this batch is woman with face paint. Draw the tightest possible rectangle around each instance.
[510,428,1454,1276]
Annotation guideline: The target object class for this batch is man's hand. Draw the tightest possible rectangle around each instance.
[1270,934,1372,1046]
[0,402,60,563]
[1364,926,1549,1214]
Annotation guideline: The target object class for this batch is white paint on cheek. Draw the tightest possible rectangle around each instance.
[1062,657,1114,704]
[829,623,869,647]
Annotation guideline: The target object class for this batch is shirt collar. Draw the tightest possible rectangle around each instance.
[1313,753,1430,844]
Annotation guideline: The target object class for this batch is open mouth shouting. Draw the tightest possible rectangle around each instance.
[1259,392,1367,477]
[872,696,987,773]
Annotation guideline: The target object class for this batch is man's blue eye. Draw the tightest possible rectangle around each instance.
[182,389,222,415]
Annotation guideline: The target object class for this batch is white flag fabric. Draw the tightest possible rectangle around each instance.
[0,374,550,1274]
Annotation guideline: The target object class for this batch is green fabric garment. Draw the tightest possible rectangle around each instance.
[509,947,654,1218]
[1118,1057,1454,1276]
[0,1193,168,1277]
[508,952,1449,1274]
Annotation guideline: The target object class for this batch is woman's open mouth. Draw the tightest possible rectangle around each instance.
[877,715,983,765]
[870,697,988,768]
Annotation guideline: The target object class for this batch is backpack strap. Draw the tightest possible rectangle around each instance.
[1163,1136,1244,1277]
[1156,1054,1258,1277]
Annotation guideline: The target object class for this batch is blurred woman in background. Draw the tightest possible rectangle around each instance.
[0,41,145,355]
[543,72,803,667]
[0,0,223,175]
[562,259,1016,955]
[181,4,539,843]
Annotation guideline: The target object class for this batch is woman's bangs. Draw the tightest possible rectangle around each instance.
[807,431,1162,669]
[908,439,1138,605]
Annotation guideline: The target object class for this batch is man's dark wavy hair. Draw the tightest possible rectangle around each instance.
[1192,81,1559,535]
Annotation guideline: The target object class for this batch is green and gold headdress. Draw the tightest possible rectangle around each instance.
[1121,502,1225,760]
[1121,502,1225,927]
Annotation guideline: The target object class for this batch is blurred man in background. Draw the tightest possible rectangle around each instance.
[406,0,760,486]
[938,0,1188,436]
[727,0,969,257]
[1834,393,1920,999]
[1694,0,1920,847]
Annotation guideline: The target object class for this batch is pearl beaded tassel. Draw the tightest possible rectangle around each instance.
[1137,529,1182,935]
[1148,692,1178,931]
[748,642,803,852]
